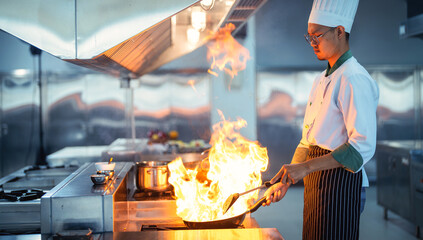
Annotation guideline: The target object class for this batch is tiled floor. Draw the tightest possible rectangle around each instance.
[254,184,421,239]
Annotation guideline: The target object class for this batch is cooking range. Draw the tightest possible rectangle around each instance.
[0,165,78,233]
[40,161,283,239]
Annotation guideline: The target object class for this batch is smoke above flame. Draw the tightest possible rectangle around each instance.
[168,110,268,222]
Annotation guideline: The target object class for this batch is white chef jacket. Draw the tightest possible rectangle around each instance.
[298,56,379,187]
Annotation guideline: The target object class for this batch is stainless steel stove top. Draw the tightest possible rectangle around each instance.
[0,165,77,234]
[1,165,78,191]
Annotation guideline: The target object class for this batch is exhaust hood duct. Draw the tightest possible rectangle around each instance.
[399,14,423,40]
[399,0,423,40]
[0,0,267,78]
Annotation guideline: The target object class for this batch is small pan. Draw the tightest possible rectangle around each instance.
[183,196,267,229]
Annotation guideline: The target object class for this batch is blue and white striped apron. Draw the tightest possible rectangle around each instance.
[303,145,362,240]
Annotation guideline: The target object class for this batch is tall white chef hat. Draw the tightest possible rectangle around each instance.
[308,0,359,33]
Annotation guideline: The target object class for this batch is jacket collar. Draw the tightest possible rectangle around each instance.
[325,50,352,77]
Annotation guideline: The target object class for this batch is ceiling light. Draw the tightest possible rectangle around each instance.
[187,27,200,45]
[191,6,206,31]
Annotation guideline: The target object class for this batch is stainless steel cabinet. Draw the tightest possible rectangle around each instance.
[376,140,423,235]
[411,156,423,228]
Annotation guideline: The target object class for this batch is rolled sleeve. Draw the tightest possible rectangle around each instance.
[331,142,363,172]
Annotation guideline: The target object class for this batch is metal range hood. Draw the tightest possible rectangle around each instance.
[0,0,266,79]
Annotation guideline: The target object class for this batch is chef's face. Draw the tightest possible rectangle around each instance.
[307,23,338,61]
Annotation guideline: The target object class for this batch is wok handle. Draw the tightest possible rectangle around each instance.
[264,177,281,188]
[248,196,267,214]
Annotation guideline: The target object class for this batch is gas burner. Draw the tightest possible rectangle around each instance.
[0,188,45,202]
[133,189,175,201]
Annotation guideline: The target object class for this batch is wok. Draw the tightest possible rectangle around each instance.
[183,196,267,229]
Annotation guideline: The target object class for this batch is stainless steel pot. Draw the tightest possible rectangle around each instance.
[136,161,169,192]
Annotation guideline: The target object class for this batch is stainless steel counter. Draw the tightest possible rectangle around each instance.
[11,228,284,240]
[41,162,134,234]
[100,228,284,240]
[376,140,423,236]
[46,146,108,167]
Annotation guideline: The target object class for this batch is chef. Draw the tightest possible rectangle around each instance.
[263,0,379,239]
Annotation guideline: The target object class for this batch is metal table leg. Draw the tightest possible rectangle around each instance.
[384,208,388,220]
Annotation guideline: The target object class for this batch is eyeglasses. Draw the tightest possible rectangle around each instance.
[304,27,336,45]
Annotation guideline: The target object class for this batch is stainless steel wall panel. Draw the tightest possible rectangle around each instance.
[0,71,39,177]
[371,67,416,140]
[420,67,423,141]
[81,72,211,146]
[257,70,318,180]
[0,67,212,177]
[44,73,88,154]
[133,72,211,142]
[82,73,126,146]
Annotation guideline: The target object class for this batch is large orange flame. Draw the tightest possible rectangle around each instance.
[168,110,268,222]
[205,23,251,86]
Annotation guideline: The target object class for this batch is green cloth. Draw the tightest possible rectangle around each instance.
[331,142,363,172]
[325,50,352,77]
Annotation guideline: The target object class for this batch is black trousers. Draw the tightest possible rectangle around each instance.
[303,145,362,240]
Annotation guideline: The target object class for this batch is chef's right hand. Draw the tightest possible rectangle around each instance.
[262,182,290,206]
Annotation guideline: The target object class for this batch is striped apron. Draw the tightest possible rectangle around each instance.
[303,145,362,240]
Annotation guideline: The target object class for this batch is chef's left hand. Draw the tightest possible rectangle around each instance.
[277,162,310,185]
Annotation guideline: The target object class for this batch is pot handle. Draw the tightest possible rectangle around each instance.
[248,196,267,214]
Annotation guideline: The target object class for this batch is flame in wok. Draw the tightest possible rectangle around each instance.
[168,110,268,222]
